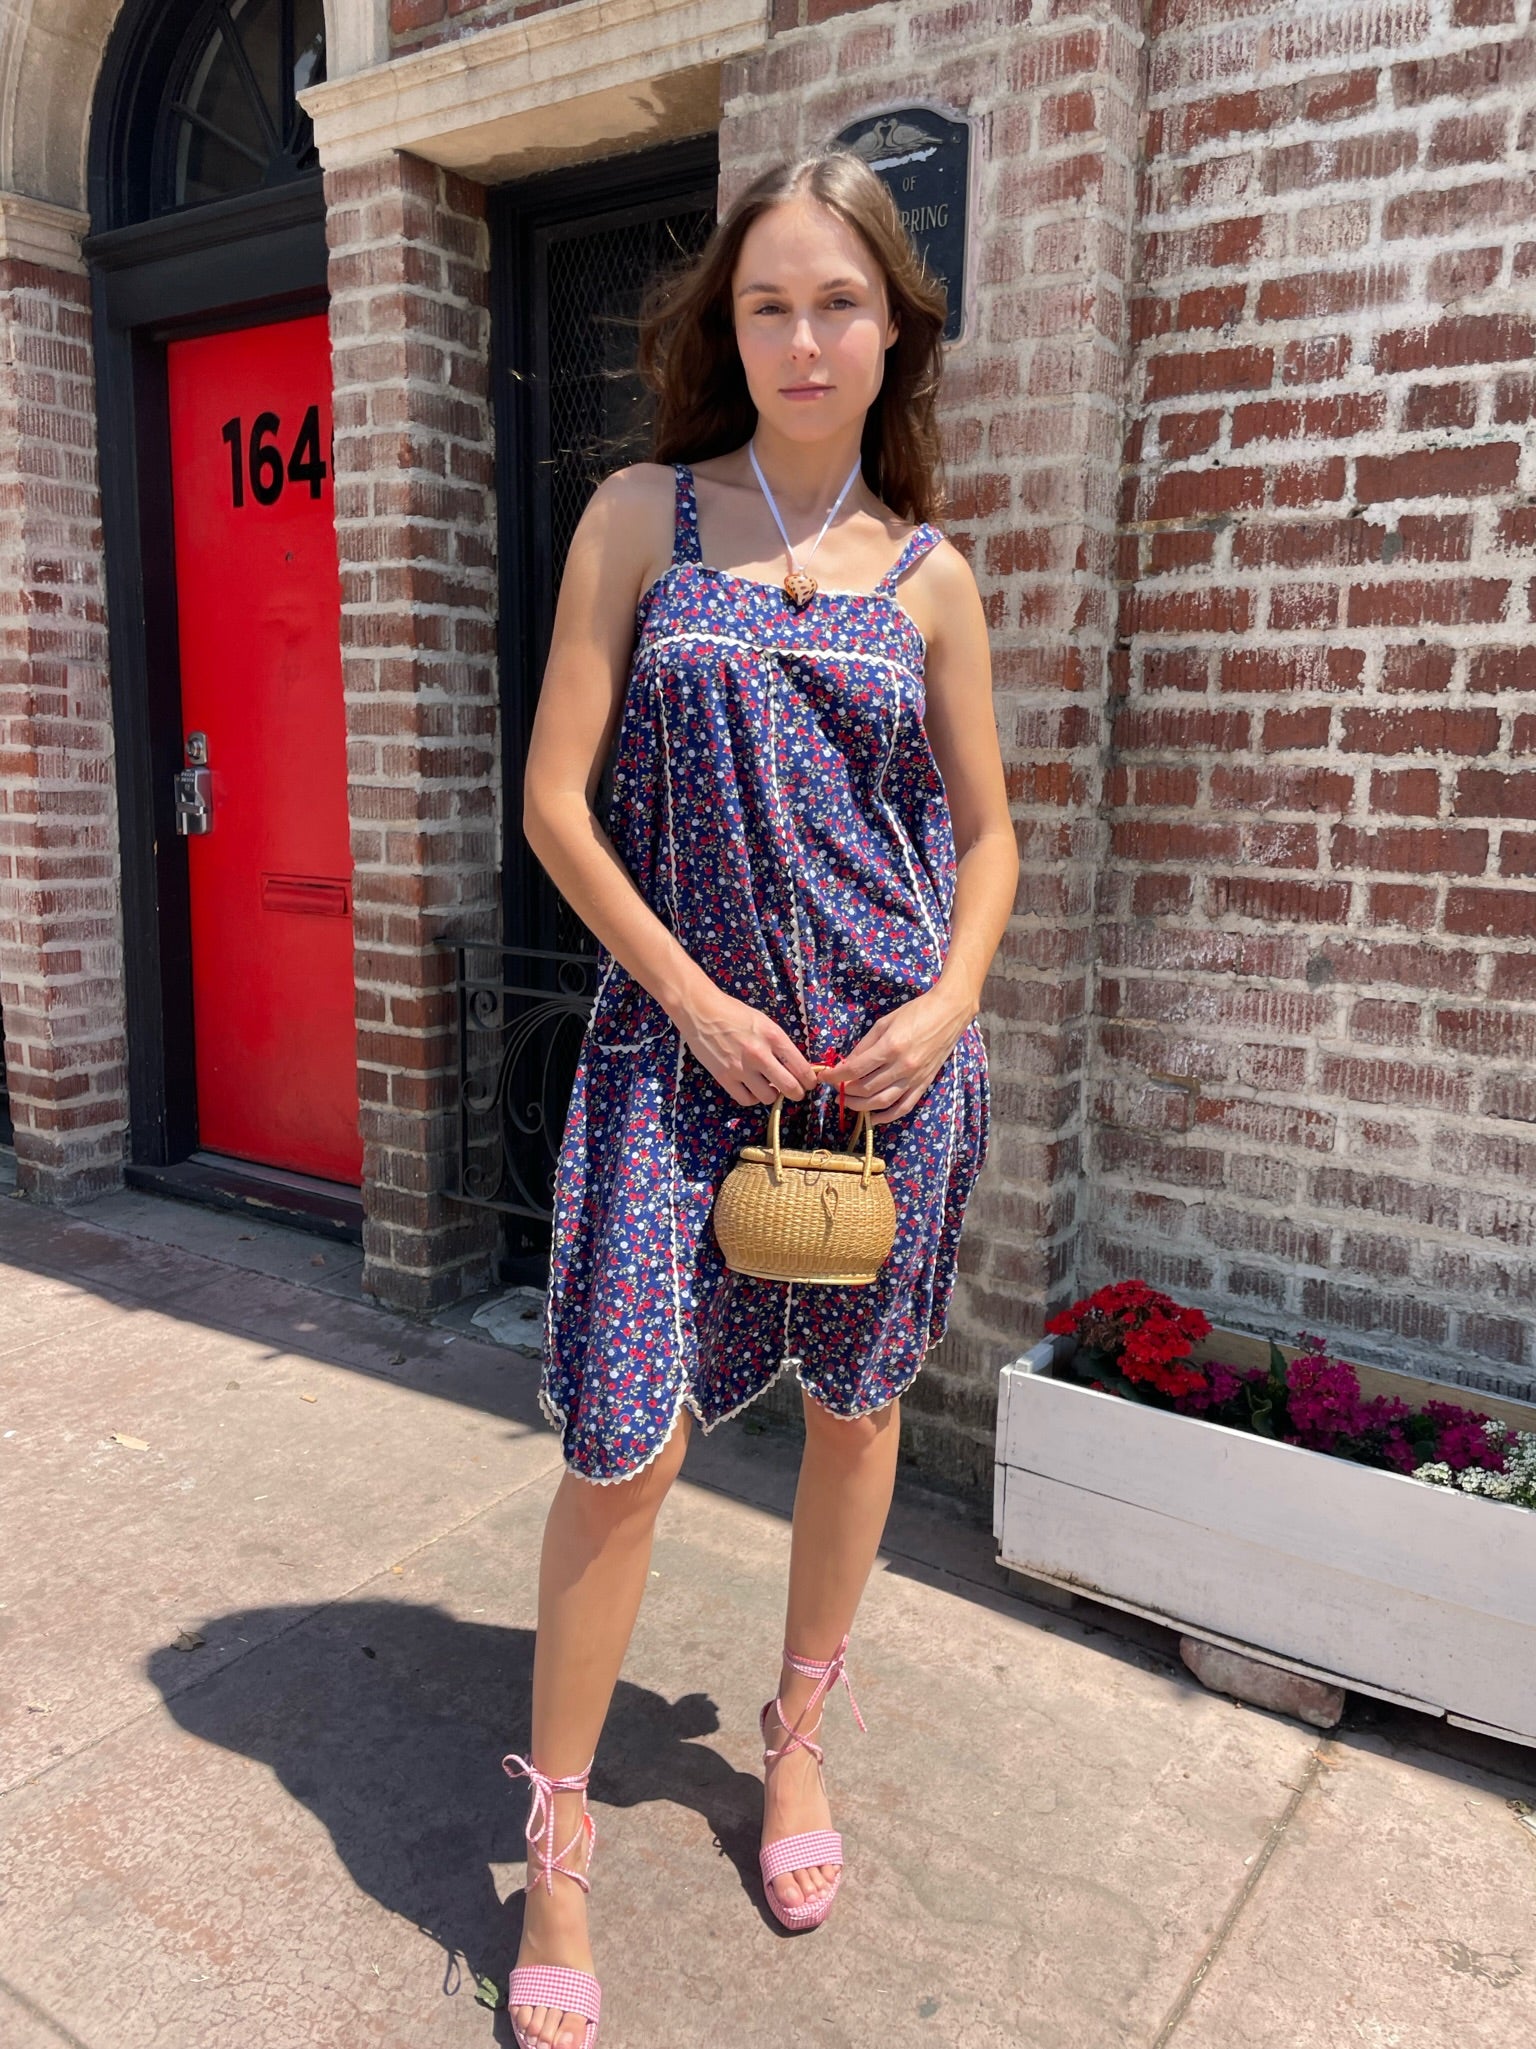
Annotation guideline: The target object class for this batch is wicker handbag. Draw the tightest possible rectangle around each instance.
[712,1092,897,1287]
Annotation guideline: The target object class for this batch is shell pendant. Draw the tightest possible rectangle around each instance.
[782,566,818,609]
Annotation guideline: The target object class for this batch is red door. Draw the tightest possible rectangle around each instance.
[166,314,362,1185]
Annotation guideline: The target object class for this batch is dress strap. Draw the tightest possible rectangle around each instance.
[673,463,703,565]
[876,522,941,593]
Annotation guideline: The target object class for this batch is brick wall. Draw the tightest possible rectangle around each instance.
[1101,0,1536,1397]
[0,257,125,1202]
[324,155,503,1311]
[722,0,1144,1490]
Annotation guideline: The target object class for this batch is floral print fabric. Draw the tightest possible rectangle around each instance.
[541,463,991,1483]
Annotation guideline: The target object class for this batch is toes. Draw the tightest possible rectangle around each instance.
[556,2020,585,2049]
[773,1871,805,1909]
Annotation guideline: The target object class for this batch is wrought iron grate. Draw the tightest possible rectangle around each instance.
[443,943,597,1223]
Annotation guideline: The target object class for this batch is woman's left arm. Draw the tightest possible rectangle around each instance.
[822,540,1019,1125]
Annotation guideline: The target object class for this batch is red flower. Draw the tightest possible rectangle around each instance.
[1049,1278,1210,1399]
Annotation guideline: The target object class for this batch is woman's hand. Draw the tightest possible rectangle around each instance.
[816,986,977,1127]
[673,988,823,1108]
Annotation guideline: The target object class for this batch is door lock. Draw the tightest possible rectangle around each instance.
[175,732,213,835]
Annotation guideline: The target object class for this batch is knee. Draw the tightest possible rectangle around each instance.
[801,1389,898,1464]
[561,1410,691,1533]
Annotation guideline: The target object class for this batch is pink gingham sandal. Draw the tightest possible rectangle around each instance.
[501,1752,602,2049]
[758,1632,867,1930]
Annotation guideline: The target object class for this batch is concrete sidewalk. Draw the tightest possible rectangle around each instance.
[1,1182,1532,2049]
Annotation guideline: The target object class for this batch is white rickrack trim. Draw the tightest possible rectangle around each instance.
[872,664,947,978]
[637,627,923,687]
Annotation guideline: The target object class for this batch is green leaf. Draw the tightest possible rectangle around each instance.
[473,1975,503,2011]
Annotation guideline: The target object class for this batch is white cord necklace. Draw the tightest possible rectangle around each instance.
[748,438,864,610]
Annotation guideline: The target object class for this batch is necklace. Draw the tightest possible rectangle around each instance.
[748,438,864,610]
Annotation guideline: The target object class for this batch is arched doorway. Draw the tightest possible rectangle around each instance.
[90,0,363,1229]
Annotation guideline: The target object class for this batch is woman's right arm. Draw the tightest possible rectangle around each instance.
[521,464,820,1108]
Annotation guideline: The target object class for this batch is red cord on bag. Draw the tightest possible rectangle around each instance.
[821,1047,847,1134]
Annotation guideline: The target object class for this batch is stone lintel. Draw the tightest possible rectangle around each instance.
[299,0,764,182]
[0,190,90,274]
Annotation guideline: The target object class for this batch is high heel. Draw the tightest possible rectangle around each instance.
[501,1753,602,2048]
[758,1632,867,1930]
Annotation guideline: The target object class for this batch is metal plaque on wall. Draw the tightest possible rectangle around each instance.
[835,108,970,342]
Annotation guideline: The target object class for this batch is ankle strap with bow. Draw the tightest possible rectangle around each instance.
[501,1753,597,1895]
[762,1632,868,1767]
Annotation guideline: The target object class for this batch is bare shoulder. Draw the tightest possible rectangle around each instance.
[903,531,982,647]
[567,461,678,606]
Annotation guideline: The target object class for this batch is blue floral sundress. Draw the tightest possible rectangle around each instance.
[540,462,991,1483]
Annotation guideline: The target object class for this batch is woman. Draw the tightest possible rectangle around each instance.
[506,149,1018,2049]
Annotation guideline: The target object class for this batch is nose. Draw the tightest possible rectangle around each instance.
[788,312,820,357]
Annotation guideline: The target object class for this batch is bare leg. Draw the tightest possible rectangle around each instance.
[761,1387,901,1915]
[512,1409,693,2049]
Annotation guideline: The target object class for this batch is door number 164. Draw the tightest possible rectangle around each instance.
[220,406,328,508]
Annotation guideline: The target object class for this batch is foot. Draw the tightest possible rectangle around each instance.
[760,1700,841,1916]
[510,1788,596,2049]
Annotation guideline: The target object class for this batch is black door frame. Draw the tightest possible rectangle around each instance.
[87,180,331,1175]
[489,134,720,956]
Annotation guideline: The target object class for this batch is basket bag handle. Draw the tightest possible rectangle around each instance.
[766,1093,878,1188]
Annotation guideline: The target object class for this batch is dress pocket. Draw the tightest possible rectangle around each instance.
[586,957,675,1052]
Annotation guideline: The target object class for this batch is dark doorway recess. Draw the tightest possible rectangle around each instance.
[0,1018,12,1148]
[464,138,717,1263]
[87,0,358,1238]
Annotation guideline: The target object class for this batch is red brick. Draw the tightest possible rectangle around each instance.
[1382,645,1454,694]
[1355,443,1519,503]
[1370,769,1440,817]
[1428,111,1510,168]
[1139,647,1210,693]
[1273,458,1345,508]
[1403,381,1477,434]
[1219,646,1363,694]
[1256,265,1408,321]
[1331,824,1488,876]
[1122,587,1254,635]
[1282,333,1351,385]
[1147,465,1264,520]
[1374,314,1534,373]
[1208,875,1351,924]
[1345,578,1507,629]
[1268,581,1338,629]
[1444,887,1536,937]
[1455,769,1536,820]
[1368,882,1437,928]
[1341,707,1500,755]
[1436,1006,1536,1060]
[1348,999,1423,1045]
[1319,1056,1471,1113]
[1144,346,1274,402]
[1468,646,1536,693]
[1265,706,1333,750]
[1212,762,1354,811]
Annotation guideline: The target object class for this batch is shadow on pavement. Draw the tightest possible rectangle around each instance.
[146,1600,779,2039]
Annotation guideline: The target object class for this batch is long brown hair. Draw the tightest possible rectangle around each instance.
[637,150,950,524]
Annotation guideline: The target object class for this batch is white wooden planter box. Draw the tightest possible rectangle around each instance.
[994,1327,1536,1748]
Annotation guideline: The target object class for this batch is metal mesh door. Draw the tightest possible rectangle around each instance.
[467,152,716,1257]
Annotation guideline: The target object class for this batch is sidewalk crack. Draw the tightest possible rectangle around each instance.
[1150,1741,1328,2046]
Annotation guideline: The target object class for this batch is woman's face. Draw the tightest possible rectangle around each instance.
[731,194,899,446]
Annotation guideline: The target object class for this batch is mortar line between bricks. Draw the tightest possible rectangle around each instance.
[0,1969,94,2049]
[1149,1743,1328,2049]
[0,1451,564,1805]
